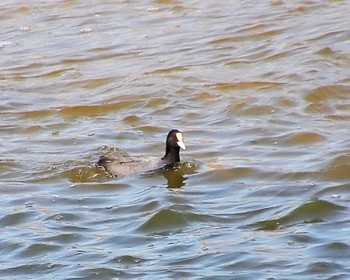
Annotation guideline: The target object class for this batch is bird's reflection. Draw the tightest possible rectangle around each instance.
[162,170,187,189]
[160,161,199,188]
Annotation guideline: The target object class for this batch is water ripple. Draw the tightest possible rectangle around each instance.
[1,0,350,279]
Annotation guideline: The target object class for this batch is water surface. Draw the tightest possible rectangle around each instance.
[1,0,350,279]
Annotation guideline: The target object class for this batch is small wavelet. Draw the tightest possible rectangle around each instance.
[138,208,209,234]
[253,199,346,231]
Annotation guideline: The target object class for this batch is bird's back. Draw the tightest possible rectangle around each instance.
[98,155,164,177]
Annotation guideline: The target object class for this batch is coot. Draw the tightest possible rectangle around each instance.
[97,129,186,177]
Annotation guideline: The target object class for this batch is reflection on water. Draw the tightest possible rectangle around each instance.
[161,161,197,188]
[162,170,186,189]
[1,0,350,279]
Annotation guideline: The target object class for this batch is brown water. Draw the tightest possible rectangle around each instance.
[1,0,350,279]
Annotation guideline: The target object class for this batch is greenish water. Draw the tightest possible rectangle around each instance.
[1,0,350,279]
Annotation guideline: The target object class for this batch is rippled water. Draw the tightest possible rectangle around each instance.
[1,0,350,279]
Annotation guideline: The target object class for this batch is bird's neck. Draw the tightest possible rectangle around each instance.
[162,146,180,164]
